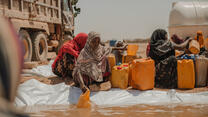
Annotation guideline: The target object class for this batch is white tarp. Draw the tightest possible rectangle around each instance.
[15,79,208,107]
[30,60,56,77]
[17,61,208,107]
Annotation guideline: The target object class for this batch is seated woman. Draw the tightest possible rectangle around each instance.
[112,41,126,65]
[73,31,126,93]
[149,29,191,89]
[52,33,88,80]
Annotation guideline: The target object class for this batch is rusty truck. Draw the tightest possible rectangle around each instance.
[0,0,79,61]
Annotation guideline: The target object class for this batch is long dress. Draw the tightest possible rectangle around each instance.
[52,33,88,78]
[149,29,177,89]
[73,31,111,87]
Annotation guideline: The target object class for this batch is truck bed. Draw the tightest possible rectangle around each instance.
[0,0,61,24]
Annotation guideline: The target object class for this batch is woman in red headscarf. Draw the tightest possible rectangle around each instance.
[52,33,88,80]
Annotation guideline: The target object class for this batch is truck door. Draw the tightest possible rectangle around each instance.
[62,0,74,34]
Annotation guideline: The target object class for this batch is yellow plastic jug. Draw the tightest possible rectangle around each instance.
[111,66,129,89]
[108,54,116,70]
[189,40,200,54]
[122,54,137,63]
[131,58,155,90]
[127,44,139,56]
[77,89,91,108]
[128,63,133,86]
[175,50,183,57]
[177,59,195,89]
[205,38,208,50]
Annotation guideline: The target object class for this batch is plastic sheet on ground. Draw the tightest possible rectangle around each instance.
[15,79,208,107]
[30,60,56,77]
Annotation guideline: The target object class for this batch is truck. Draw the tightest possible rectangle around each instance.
[0,0,79,61]
[169,1,208,39]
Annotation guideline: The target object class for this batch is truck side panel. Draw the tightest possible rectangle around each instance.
[0,0,61,24]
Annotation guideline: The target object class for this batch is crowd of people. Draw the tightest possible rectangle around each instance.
[1,17,208,115]
[52,28,208,93]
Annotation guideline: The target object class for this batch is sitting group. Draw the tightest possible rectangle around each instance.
[147,29,208,89]
[52,31,126,93]
[52,29,208,93]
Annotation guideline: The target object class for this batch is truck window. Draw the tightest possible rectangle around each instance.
[63,0,70,11]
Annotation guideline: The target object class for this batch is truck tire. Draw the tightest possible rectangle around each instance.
[56,35,73,54]
[19,30,32,62]
[32,32,48,61]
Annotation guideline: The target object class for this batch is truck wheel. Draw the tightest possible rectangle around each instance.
[32,32,48,61]
[56,35,73,54]
[19,30,32,62]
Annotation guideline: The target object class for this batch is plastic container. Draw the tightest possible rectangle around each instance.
[205,38,208,50]
[77,89,91,108]
[175,50,183,57]
[195,56,208,87]
[131,58,155,90]
[107,54,116,70]
[189,40,200,54]
[177,59,195,89]
[111,66,129,89]
[128,63,133,86]
[109,40,117,47]
[127,44,139,56]
[122,54,137,63]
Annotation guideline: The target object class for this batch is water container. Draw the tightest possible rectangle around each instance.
[111,66,129,89]
[177,59,195,89]
[109,40,117,47]
[107,54,116,70]
[128,63,133,86]
[195,56,208,87]
[77,89,91,108]
[127,44,139,56]
[189,40,200,54]
[205,38,208,50]
[131,58,155,90]
[175,50,183,57]
[122,54,137,63]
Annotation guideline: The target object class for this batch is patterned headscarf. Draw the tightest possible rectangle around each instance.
[149,29,174,63]
[73,31,111,82]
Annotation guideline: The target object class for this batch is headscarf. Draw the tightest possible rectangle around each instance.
[0,17,28,116]
[73,31,111,82]
[149,29,174,63]
[52,33,88,69]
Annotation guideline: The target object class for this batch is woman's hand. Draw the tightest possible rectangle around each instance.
[112,44,128,50]
[81,85,89,93]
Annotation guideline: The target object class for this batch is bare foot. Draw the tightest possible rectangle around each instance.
[99,81,111,91]
[89,84,100,92]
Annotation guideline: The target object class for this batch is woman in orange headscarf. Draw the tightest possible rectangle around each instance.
[195,31,204,48]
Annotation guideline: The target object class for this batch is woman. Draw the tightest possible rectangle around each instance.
[73,31,126,93]
[52,33,88,80]
[149,29,191,89]
[112,41,126,65]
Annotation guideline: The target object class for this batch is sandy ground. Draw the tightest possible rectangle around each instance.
[20,42,208,93]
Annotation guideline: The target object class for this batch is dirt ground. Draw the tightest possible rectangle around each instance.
[20,42,208,93]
